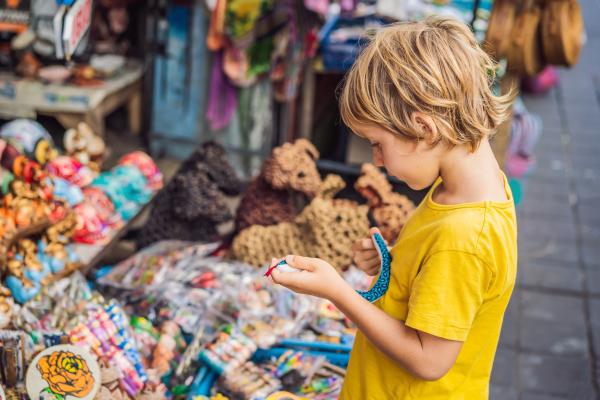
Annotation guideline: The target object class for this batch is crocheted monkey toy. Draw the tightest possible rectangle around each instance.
[232,174,369,270]
[137,142,241,248]
[234,139,322,231]
[355,163,415,244]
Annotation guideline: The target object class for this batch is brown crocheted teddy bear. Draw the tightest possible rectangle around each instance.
[235,139,322,231]
[355,163,415,244]
[232,174,369,270]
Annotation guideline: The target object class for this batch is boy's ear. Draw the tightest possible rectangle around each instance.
[411,112,438,145]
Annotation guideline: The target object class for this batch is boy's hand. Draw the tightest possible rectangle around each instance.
[351,227,387,276]
[269,255,346,300]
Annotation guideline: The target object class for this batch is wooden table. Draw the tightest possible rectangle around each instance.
[0,62,143,137]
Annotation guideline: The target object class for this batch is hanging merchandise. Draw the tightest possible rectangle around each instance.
[207,0,227,51]
[484,0,515,59]
[540,0,584,67]
[498,0,585,76]
[223,46,257,88]
[206,51,239,131]
[506,97,542,179]
[506,0,544,77]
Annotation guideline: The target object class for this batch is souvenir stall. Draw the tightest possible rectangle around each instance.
[0,0,586,399]
[0,0,146,136]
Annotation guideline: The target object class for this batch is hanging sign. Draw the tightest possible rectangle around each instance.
[62,0,93,59]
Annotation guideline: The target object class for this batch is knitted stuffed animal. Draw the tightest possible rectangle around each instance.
[231,174,369,270]
[137,142,241,248]
[235,139,322,231]
[355,163,415,244]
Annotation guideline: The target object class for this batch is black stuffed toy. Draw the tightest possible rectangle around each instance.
[137,142,241,248]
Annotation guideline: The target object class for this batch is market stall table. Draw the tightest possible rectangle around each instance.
[0,61,143,137]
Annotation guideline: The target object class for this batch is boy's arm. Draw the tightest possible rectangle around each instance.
[332,282,462,381]
[270,255,463,381]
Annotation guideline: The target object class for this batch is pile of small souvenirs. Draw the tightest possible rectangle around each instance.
[1,241,367,399]
[0,118,162,311]
[0,118,414,399]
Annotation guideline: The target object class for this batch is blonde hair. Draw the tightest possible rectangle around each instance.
[339,16,515,150]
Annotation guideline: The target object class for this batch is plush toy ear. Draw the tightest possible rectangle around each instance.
[201,140,225,156]
[262,154,288,190]
[317,174,345,199]
[354,163,392,208]
[357,183,384,208]
[294,138,319,160]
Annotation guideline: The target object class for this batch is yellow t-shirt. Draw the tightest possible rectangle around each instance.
[341,176,517,400]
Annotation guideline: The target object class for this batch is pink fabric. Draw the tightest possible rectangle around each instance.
[206,51,238,131]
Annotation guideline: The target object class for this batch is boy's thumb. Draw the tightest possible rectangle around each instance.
[369,227,381,235]
[369,227,387,244]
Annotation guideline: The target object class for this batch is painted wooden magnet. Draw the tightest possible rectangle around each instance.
[26,345,101,400]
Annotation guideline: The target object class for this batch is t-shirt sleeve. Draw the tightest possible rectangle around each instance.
[405,250,492,341]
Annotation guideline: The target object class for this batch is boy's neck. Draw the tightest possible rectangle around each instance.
[436,140,507,204]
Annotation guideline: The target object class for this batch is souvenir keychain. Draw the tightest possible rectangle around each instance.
[266,231,392,303]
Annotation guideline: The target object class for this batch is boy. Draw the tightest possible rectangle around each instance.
[270,16,517,399]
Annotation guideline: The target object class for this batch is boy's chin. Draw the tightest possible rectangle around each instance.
[406,181,430,191]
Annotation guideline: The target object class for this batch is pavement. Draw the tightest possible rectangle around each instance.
[490,0,600,398]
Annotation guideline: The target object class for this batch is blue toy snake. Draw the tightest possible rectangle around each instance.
[356,231,391,302]
[267,231,392,303]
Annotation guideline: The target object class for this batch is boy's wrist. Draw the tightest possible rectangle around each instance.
[327,278,355,305]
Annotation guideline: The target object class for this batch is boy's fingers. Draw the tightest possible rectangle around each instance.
[366,266,381,276]
[370,226,388,245]
[271,269,303,288]
[354,250,378,264]
[361,238,376,250]
[285,255,316,272]
[363,257,381,270]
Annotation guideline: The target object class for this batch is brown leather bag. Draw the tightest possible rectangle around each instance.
[506,0,545,76]
[484,0,517,59]
[541,0,584,66]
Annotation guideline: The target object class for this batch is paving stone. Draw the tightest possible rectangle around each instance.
[586,270,600,295]
[520,393,566,400]
[590,299,600,361]
[518,237,580,266]
[520,199,573,221]
[499,293,520,348]
[518,219,578,244]
[519,259,584,292]
[578,198,600,225]
[492,349,519,386]
[519,354,595,397]
[520,292,587,356]
[582,239,600,269]
[490,385,519,400]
